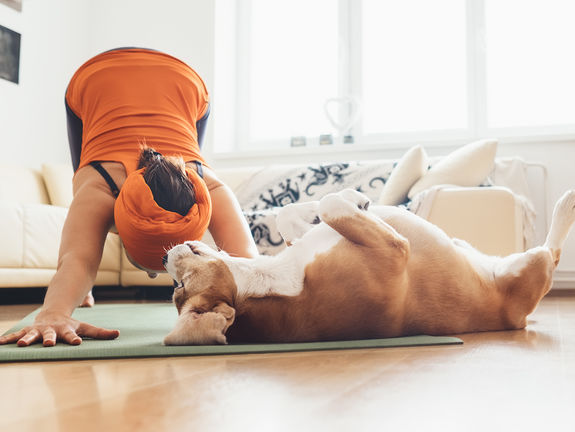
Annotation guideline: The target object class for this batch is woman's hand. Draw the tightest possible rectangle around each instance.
[0,309,120,347]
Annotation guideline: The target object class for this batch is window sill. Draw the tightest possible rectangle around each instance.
[209,130,575,167]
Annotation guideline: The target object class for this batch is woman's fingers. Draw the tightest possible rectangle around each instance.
[76,322,120,340]
[0,328,28,345]
[0,318,119,347]
[16,328,42,347]
[41,328,58,347]
[61,329,82,345]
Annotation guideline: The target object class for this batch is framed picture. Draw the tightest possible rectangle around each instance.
[0,0,22,12]
[0,24,21,84]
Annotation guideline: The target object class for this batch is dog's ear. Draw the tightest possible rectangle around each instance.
[164,311,228,345]
[212,301,236,332]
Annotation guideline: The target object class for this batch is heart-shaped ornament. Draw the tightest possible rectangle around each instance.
[323,96,360,136]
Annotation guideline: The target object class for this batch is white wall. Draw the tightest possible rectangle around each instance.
[0,0,215,167]
[0,5,21,156]
[83,0,215,89]
[1,1,574,285]
[0,0,89,166]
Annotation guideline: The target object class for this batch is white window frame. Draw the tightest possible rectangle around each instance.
[214,0,575,156]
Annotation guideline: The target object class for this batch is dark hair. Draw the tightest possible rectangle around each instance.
[137,147,196,216]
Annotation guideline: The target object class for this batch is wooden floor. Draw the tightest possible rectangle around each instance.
[1,293,575,432]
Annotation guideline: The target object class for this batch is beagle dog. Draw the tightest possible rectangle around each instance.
[163,189,575,345]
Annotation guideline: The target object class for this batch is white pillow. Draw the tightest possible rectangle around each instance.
[378,145,428,206]
[407,139,498,199]
[42,163,74,208]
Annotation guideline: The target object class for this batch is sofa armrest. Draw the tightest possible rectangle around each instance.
[425,186,524,256]
[0,202,121,287]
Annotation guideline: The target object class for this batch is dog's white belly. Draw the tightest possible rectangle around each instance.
[234,223,342,298]
[290,222,342,267]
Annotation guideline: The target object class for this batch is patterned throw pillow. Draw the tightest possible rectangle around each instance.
[243,208,286,256]
[236,160,395,254]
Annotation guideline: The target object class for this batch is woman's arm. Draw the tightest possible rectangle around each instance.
[202,167,259,258]
[0,168,121,347]
[43,175,116,314]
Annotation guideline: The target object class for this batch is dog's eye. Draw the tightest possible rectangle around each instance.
[312,216,321,225]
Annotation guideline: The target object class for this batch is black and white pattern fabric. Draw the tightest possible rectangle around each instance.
[235,160,395,255]
[233,157,535,255]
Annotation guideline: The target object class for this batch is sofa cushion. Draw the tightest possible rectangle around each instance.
[408,139,498,199]
[0,203,68,268]
[99,233,122,273]
[0,166,50,204]
[216,166,265,192]
[42,163,74,207]
[23,204,68,268]
[0,201,120,273]
[0,269,58,288]
[0,203,25,267]
[378,145,428,206]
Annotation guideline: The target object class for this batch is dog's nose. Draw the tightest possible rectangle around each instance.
[162,254,169,267]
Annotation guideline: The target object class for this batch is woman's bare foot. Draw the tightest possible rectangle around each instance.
[80,291,95,307]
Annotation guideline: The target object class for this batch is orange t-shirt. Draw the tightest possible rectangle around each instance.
[66,48,209,174]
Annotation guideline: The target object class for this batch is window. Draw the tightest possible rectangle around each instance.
[248,0,338,143]
[215,0,575,153]
[485,0,575,129]
[362,0,467,135]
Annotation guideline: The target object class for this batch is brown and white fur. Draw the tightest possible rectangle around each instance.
[163,188,575,345]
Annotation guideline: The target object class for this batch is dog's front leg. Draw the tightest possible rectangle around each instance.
[276,201,320,246]
[319,189,409,260]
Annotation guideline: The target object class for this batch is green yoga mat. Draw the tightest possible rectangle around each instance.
[0,303,463,362]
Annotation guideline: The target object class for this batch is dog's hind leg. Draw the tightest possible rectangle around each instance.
[319,189,409,258]
[494,190,575,324]
[544,190,575,267]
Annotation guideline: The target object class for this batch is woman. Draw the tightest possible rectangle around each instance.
[0,48,258,347]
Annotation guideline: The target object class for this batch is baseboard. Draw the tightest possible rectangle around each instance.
[552,270,575,289]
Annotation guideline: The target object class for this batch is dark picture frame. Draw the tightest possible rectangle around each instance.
[0,24,21,84]
[0,0,22,12]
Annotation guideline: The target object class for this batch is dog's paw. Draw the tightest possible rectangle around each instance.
[336,188,371,211]
[276,202,321,244]
[550,190,575,235]
[319,189,371,220]
[546,190,575,251]
[555,190,575,219]
[164,311,228,345]
[277,201,320,225]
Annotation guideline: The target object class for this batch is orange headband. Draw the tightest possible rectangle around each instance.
[114,167,212,271]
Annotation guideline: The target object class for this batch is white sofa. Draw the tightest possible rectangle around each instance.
[0,158,526,289]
